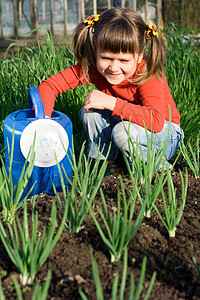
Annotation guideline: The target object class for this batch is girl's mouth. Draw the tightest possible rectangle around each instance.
[107,72,122,76]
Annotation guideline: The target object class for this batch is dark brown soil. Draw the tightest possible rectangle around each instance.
[0,168,199,300]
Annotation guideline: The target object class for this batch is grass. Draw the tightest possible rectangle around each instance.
[0,130,36,224]
[0,197,68,286]
[122,118,172,218]
[164,24,200,148]
[0,269,51,299]
[153,168,188,237]
[180,135,200,178]
[54,140,109,233]
[87,176,146,262]
[79,247,156,300]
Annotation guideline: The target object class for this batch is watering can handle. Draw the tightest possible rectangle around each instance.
[28,86,45,119]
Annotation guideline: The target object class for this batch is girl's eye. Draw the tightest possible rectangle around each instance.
[101,57,110,60]
[101,58,130,62]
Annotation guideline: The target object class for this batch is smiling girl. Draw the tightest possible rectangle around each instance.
[38,8,183,169]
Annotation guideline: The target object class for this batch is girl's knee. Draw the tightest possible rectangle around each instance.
[79,107,100,124]
[112,121,133,149]
[112,121,148,147]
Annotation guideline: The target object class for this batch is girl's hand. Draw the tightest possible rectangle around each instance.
[84,90,116,111]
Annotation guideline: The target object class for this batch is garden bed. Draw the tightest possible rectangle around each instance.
[0,168,199,300]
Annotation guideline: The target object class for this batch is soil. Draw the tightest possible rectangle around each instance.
[0,167,199,300]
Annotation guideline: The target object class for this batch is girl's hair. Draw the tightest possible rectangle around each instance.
[73,8,166,85]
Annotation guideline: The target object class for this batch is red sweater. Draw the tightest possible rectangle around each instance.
[38,58,180,132]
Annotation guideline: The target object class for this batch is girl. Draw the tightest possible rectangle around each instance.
[38,8,183,169]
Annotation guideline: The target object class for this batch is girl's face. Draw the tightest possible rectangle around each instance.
[96,49,143,85]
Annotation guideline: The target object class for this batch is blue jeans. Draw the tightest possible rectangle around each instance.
[79,107,183,163]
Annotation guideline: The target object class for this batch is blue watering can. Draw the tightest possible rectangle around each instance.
[3,86,73,199]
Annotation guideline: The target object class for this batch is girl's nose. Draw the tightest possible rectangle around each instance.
[109,60,119,72]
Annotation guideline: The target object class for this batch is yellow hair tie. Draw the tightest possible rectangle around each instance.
[84,14,100,28]
[145,21,158,40]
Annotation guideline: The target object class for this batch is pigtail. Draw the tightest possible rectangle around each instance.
[73,21,96,83]
[132,22,166,85]
[147,34,166,80]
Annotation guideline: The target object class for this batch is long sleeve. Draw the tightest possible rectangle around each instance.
[38,64,85,117]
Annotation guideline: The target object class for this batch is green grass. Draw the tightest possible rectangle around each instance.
[0,197,68,286]
[79,247,156,300]
[164,24,200,148]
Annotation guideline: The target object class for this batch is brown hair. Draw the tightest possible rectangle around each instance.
[73,8,166,85]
